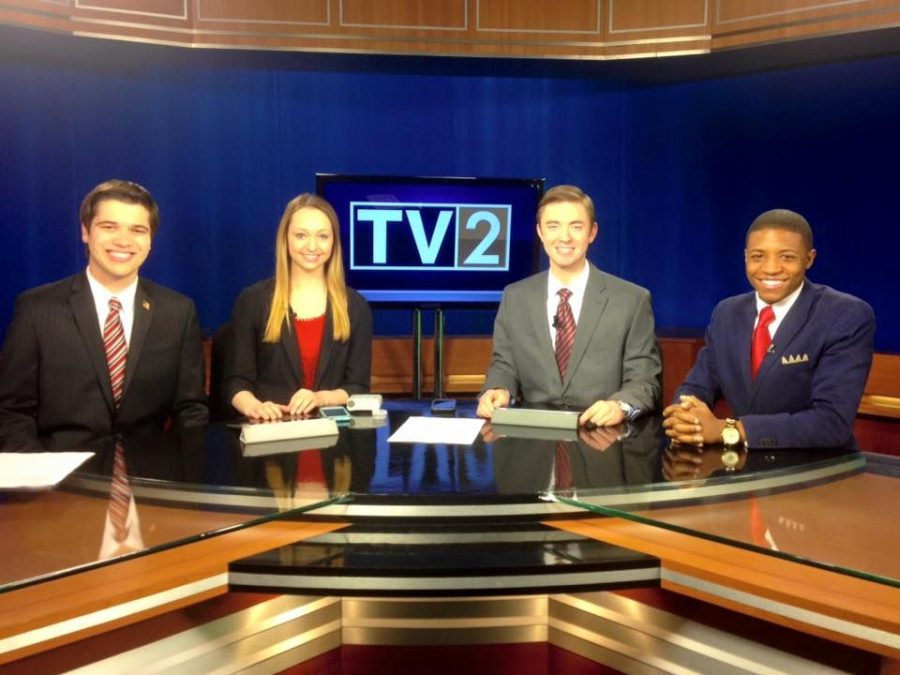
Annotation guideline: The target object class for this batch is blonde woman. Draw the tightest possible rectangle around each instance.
[224,194,372,421]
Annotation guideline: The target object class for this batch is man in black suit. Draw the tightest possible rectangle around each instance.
[0,180,208,450]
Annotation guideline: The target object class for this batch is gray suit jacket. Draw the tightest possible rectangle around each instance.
[483,264,661,413]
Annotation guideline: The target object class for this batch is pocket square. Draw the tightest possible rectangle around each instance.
[781,353,810,365]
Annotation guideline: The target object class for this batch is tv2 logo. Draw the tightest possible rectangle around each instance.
[350,202,511,271]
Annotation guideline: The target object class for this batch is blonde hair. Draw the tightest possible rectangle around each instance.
[537,184,596,226]
[263,194,351,343]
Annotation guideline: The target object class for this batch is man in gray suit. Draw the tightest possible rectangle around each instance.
[477,185,660,427]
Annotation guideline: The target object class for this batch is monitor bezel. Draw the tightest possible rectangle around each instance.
[315,173,545,305]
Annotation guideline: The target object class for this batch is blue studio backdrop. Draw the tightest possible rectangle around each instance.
[1,24,898,349]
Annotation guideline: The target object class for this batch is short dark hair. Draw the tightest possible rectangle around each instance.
[537,184,596,226]
[746,209,813,251]
[80,179,159,236]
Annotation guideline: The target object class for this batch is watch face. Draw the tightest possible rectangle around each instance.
[722,427,741,446]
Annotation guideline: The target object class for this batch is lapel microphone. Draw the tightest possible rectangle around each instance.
[552,314,560,329]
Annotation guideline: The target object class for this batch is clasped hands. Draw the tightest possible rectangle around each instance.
[476,388,626,427]
[662,395,730,446]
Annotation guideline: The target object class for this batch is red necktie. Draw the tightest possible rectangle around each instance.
[109,443,132,542]
[103,298,127,407]
[751,305,775,380]
[555,288,576,379]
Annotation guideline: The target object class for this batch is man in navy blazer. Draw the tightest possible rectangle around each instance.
[0,180,208,450]
[663,209,874,449]
[477,185,661,427]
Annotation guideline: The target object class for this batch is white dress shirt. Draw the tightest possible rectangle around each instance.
[86,267,139,348]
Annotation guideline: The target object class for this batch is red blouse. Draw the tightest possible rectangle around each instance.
[293,313,326,388]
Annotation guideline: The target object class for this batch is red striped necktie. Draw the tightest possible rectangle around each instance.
[103,297,127,408]
[109,443,132,542]
[554,441,573,490]
[555,288,576,379]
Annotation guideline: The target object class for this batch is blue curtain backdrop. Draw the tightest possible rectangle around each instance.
[1,25,898,349]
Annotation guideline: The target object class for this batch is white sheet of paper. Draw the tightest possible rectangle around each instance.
[387,416,485,445]
[0,452,94,489]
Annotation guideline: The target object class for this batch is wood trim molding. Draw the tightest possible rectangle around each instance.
[547,516,900,658]
[0,519,345,664]
[3,0,900,58]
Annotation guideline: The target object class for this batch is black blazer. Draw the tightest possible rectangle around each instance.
[0,273,208,451]
[222,278,372,408]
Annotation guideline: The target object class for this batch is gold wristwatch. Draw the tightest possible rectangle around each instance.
[721,418,742,471]
[721,418,741,446]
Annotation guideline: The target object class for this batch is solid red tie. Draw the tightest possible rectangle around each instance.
[751,305,775,379]
[103,297,127,407]
[555,288,576,379]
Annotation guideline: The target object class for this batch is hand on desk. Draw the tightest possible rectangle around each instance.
[243,399,287,422]
[233,388,330,421]
[476,388,510,419]
[663,395,733,447]
[286,388,324,416]
[579,399,625,428]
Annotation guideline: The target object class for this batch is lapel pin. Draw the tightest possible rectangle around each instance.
[142,300,150,311]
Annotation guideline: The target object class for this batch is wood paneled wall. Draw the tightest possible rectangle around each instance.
[370,334,704,405]
[366,334,900,455]
[4,0,900,58]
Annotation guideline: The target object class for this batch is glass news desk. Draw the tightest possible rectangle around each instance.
[1,399,898,670]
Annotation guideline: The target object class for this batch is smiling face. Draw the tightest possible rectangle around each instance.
[745,227,816,304]
[81,199,152,292]
[287,206,334,276]
[537,200,597,280]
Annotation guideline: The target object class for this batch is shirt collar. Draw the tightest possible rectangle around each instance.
[755,280,804,321]
[548,262,590,300]
[85,267,139,314]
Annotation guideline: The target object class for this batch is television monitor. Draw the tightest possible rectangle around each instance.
[316,174,544,304]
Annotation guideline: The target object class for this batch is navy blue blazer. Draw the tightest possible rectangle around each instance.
[676,282,874,448]
[0,273,208,451]
[223,278,372,409]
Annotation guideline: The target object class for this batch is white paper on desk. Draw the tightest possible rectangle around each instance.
[0,452,94,489]
[388,416,485,445]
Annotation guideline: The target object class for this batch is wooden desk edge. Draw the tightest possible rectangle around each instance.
[0,519,344,664]
[546,516,900,659]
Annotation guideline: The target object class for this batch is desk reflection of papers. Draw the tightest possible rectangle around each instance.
[490,424,579,442]
[241,434,340,457]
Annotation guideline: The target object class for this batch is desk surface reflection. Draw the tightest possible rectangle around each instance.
[2,399,893,596]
